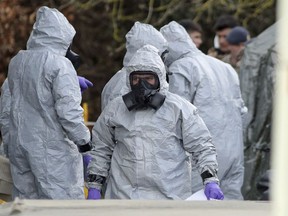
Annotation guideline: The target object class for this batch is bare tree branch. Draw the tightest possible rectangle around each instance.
[144,0,154,24]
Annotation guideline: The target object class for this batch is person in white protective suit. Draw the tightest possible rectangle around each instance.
[0,79,10,158]
[86,45,224,200]
[160,21,247,200]
[0,55,92,160]
[101,21,168,111]
[5,6,92,199]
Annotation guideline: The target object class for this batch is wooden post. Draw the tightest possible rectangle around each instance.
[83,102,89,122]
[272,0,288,215]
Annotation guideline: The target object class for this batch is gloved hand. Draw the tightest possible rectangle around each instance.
[204,182,224,200]
[87,188,101,200]
[78,76,93,93]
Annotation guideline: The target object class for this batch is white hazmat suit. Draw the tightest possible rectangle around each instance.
[6,6,90,199]
[160,21,247,200]
[88,45,219,200]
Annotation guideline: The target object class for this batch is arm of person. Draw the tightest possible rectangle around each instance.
[180,103,224,200]
[180,102,219,183]
[87,103,117,191]
[0,79,11,158]
[52,62,90,147]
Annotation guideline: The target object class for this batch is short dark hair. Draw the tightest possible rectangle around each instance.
[213,15,238,31]
[178,19,203,33]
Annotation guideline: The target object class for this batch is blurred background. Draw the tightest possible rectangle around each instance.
[0,0,277,201]
[0,0,276,120]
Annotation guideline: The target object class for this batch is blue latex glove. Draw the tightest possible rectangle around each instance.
[78,76,93,93]
[87,188,101,200]
[83,154,92,181]
[204,182,224,200]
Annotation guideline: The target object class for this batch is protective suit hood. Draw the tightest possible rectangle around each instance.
[123,22,168,67]
[27,6,75,56]
[160,21,201,67]
[101,22,167,110]
[125,45,168,94]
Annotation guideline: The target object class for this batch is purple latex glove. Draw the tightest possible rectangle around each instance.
[204,182,224,200]
[78,76,93,93]
[83,154,92,181]
[87,188,101,200]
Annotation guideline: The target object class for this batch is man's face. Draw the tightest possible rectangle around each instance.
[189,31,203,48]
[131,73,156,86]
[216,28,232,53]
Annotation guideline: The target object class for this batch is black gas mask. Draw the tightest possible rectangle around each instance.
[65,45,82,70]
[123,71,166,111]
